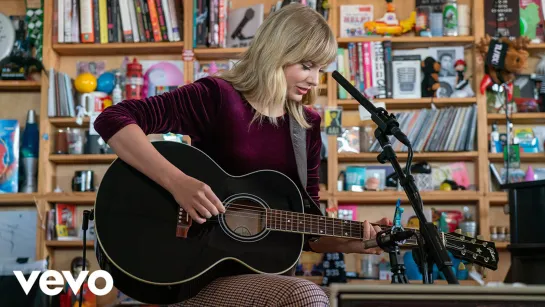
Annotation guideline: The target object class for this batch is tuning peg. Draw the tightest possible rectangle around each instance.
[476,235,484,240]
[455,228,462,234]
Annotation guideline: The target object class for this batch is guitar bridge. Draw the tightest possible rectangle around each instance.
[176,207,192,238]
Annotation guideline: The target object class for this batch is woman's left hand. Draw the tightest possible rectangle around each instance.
[343,217,392,255]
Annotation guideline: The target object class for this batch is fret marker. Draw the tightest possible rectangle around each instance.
[344,232,348,235]
[320,230,324,233]
[287,219,290,223]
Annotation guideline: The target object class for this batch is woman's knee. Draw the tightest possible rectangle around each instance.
[277,278,329,307]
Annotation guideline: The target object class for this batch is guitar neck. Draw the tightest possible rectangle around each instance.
[266,209,366,240]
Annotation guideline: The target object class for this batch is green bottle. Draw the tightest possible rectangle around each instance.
[443,0,458,36]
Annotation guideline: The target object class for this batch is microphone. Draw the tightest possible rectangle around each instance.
[362,229,415,249]
[231,8,255,40]
[331,70,411,147]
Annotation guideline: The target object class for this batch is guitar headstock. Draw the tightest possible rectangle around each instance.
[445,230,499,271]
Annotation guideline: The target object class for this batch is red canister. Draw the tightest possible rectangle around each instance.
[126,58,143,99]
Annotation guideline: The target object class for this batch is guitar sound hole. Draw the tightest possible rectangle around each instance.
[221,195,269,242]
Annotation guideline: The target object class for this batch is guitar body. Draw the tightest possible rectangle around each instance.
[94,141,307,304]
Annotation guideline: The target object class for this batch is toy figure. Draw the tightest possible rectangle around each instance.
[364,0,416,36]
[421,56,441,97]
[455,59,467,85]
[477,34,530,101]
[451,59,475,98]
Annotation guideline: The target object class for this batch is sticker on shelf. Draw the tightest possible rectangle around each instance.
[183,49,194,61]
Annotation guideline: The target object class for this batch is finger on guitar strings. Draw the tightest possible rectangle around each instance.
[186,206,207,224]
[204,185,225,214]
[362,220,371,240]
[199,192,220,216]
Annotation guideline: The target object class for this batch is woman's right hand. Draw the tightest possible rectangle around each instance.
[168,173,225,224]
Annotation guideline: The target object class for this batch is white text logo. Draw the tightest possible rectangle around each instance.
[13,270,114,296]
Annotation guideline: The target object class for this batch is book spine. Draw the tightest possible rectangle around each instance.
[79,0,95,42]
[147,0,162,41]
[382,40,393,98]
[373,41,386,98]
[363,42,373,90]
[99,0,108,43]
[128,0,140,42]
[93,0,100,42]
[154,0,168,41]
[134,0,147,41]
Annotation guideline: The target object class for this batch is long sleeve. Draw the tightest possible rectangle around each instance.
[93,77,224,143]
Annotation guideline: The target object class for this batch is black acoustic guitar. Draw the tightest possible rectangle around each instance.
[93,141,498,305]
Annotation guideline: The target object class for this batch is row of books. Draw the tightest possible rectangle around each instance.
[337,43,469,100]
[365,105,478,153]
[193,0,328,49]
[54,0,183,44]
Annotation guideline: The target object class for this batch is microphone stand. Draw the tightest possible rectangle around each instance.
[332,71,459,285]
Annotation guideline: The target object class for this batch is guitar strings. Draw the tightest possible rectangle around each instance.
[181,209,476,245]
[208,203,473,241]
[198,203,478,243]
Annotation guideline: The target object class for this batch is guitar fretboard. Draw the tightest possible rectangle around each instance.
[266,209,363,239]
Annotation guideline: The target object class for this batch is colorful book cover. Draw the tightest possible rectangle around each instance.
[0,119,20,193]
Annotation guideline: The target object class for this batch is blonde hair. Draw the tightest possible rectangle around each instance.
[218,3,337,129]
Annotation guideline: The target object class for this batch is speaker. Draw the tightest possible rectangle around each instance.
[501,179,545,285]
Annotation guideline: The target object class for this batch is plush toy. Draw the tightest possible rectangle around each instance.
[421,56,441,97]
[451,59,475,98]
[477,34,530,101]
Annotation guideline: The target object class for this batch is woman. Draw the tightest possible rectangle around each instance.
[94,3,389,306]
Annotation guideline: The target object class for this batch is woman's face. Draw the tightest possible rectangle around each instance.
[283,62,323,101]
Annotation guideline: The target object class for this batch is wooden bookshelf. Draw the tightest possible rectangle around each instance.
[488,152,545,163]
[46,240,94,248]
[52,42,184,56]
[338,151,479,162]
[487,113,545,124]
[0,80,41,91]
[337,98,477,110]
[49,154,117,164]
[488,191,508,206]
[335,191,481,204]
[0,193,41,205]
[45,192,97,204]
[193,47,247,59]
[336,36,475,45]
[49,117,90,127]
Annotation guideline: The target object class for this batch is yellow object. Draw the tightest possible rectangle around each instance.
[75,73,97,93]
[440,182,452,191]
[364,11,416,36]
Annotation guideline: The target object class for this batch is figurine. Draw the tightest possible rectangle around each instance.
[421,56,441,97]
[451,59,475,98]
[364,0,416,36]
[477,34,530,101]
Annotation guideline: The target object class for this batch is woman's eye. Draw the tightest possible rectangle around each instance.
[302,64,311,70]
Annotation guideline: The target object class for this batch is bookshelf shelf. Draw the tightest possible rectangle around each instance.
[487,113,545,124]
[335,191,480,204]
[0,193,40,205]
[49,117,89,128]
[193,47,247,60]
[0,80,41,91]
[49,154,117,164]
[489,152,545,163]
[46,192,97,204]
[337,98,477,110]
[488,191,508,205]
[338,151,479,163]
[336,36,475,47]
[52,42,184,56]
[46,240,94,248]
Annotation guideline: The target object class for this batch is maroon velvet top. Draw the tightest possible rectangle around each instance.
[93,76,323,206]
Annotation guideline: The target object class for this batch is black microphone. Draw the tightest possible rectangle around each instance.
[331,70,411,147]
[231,8,255,40]
[362,229,415,249]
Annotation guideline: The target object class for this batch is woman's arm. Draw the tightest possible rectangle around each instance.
[93,77,226,223]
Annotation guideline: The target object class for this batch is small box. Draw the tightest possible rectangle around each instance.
[0,119,20,193]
